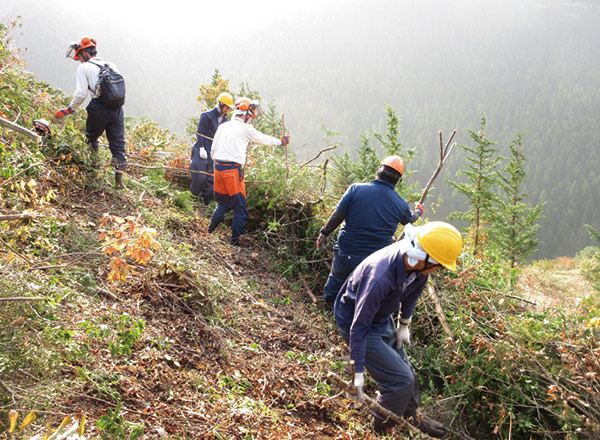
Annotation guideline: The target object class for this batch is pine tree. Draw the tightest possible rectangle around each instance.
[493,135,544,280]
[373,104,403,156]
[448,114,503,255]
[354,132,380,182]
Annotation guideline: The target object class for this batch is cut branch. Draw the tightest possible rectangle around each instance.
[0,212,37,221]
[426,284,453,339]
[0,116,41,143]
[0,162,44,188]
[327,371,422,435]
[299,145,338,169]
[300,277,318,303]
[419,130,457,204]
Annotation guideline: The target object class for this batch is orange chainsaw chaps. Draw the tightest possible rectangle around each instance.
[214,165,246,198]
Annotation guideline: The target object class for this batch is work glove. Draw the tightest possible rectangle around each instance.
[55,106,74,119]
[199,147,208,160]
[396,318,411,348]
[347,372,364,401]
[316,232,328,249]
[415,202,425,217]
[280,135,290,146]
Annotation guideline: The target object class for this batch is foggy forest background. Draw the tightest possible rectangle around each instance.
[3,0,599,259]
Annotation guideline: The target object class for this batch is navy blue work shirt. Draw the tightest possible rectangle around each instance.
[192,106,227,156]
[334,241,428,373]
[335,180,413,255]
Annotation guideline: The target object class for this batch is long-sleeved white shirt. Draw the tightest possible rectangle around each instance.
[211,117,282,165]
[69,57,119,109]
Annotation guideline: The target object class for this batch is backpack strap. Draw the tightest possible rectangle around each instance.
[87,61,107,69]
[86,61,106,93]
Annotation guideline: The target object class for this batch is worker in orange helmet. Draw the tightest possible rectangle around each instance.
[318,155,424,306]
[56,37,127,189]
[207,97,290,246]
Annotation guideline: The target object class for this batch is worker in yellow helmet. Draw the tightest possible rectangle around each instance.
[334,221,463,437]
[190,92,235,204]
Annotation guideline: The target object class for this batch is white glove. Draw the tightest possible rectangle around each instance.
[199,147,208,159]
[396,318,411,348]
[347,372,364,401]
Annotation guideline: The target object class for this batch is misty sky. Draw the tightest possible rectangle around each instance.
[5,0,589,141]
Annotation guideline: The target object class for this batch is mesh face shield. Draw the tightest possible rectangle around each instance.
[65,42,80,59]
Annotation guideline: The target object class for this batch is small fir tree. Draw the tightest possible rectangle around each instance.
[448,114,503,255]
[493,135,544,281]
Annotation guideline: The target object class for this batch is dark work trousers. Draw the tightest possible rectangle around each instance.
[338,317,421,422]
[190,146,214,203]
[86,98,126,169]
[323,244,369,305]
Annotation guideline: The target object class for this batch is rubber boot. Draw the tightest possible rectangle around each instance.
[207,216,220,233]
[231,230,241,247]
[115,170,125,190]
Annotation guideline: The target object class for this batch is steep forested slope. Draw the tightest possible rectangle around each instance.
[1,20,599,440]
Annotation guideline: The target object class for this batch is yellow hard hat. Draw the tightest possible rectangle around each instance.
[417,221,463,271]
[217,92,235,108]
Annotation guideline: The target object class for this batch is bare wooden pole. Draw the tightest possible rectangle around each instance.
[0,297,44,302]
[0,213,36,221]
[282,113,289,180]
[418,130,457,204]
[0,116,41,143]
[194,131,213,141]
[327,371,422,435]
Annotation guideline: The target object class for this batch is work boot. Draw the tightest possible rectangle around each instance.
[411,415,446,438]
[231,230,241,247]
[115,171,125,190]
[373,416,396,435]
[207,217,219,233]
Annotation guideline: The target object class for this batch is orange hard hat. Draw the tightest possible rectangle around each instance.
[235,97,260,118]
[381,155,404,175]
[66,36,97,60]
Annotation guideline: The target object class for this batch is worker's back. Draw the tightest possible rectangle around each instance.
[336,179,412,255]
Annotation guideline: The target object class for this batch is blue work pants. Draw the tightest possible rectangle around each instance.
[190,146,214,202]
[323,245,368,305]
[338,317,420,421]
[85,98,126,168]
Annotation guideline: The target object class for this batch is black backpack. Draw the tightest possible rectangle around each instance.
[89,61,126,109]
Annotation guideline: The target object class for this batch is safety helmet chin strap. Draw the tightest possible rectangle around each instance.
[399,224,439,267]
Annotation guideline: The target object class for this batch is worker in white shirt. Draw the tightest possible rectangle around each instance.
[208,97,290,246]
[55,36,127,189]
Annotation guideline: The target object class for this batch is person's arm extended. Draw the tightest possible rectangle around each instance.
[321,209,345,235]
[69,65,90,109]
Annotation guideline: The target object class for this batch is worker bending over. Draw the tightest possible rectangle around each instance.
[335,221,463,437]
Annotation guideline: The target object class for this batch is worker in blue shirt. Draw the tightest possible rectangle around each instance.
[318,156,424,306]
[190,92,234,204]
[334,221,463,437]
